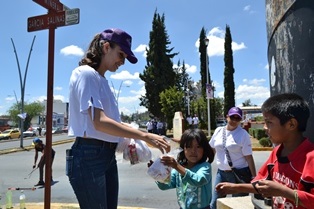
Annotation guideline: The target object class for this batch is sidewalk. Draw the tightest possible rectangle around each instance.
[2,203,153,209]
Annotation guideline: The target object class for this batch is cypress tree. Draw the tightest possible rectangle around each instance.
[223,25,236,115]
[139,10,178,119]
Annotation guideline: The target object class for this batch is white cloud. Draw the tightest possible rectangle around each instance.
[214,79,270,106]
[134,44,148,58]
[110,70,140,80]
[173,63,197,75]
[243,5,256,14]
[242,78,266,86]
[55,86,62,91]
[60,45,84,56]
[236,84,270,106]
[243,5,251,11]
[195,27,246,58]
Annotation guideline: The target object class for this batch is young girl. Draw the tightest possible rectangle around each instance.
[151,129,215,209]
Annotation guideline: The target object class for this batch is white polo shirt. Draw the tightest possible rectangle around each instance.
[68,65,122,143]
[209,126,252,170]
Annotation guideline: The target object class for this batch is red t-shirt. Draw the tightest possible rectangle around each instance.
[253,138,314,209]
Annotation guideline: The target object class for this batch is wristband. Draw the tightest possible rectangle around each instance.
[252,181,260,194]
[294,190,299,208]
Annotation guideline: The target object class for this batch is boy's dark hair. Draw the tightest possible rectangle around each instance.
[177,129,215,165]
[261,93,310,132]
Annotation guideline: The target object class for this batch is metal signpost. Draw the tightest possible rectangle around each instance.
[28,1,79,208]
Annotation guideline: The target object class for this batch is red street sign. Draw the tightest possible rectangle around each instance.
[27,8,79,32]
[33,0,65,11]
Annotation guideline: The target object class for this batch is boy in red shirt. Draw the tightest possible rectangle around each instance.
[216,93,314,209]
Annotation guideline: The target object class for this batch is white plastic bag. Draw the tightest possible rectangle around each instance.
[147,147,183,183]
[117,138,152,164]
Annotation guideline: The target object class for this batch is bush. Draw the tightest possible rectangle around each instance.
[255,129,267,140]
[259,137,272,147]
[248,128,255,137]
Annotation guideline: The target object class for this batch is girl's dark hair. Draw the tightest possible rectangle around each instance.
[79,34,116,70]
[261,93,310,132]
[177,129,214,166]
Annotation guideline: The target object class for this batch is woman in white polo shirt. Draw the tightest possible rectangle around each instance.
[209,107,256,209]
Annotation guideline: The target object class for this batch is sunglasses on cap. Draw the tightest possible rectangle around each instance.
[229,115,242,122]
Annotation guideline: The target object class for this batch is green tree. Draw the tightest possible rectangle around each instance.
[8,101,45,130]
[198,27,216,131]
[174,60,192,117]
[214,97,225,119]
[199,27,209,98]
[242,99,256,107]
[139,10,178,119]
[160,87,185,130]
[223,25,236,115]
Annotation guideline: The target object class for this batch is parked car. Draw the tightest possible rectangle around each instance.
[216,120,227,127]
[43,127,63,135]
[0,129,21,140]
[62,126,68,133]
[52,127,63,134]
[23,130,37,138]
[23,127,39,138]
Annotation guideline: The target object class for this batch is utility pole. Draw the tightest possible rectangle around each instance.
[11,36,36,148]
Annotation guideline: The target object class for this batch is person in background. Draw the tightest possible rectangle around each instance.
[67,28,170,209]
[37,126,42,136]
[192,114,199,129]
[209,107,256,209]
[32,137,55,186]
[216,93,314,209]
[150,129,215,209]
[186,115,193,128]
[146,120,153,133]
[157,120,164,135]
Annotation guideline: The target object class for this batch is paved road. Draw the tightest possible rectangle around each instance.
[0,135,272,209]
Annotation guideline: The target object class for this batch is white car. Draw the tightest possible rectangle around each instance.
[23,130,37,138]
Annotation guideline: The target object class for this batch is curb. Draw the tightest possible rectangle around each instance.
[252,147,273,151]
[0,138,75,155]
[1,203,155,209]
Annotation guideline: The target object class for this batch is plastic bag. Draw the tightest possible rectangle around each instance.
[147,147,183,183]
[117,138,152,164]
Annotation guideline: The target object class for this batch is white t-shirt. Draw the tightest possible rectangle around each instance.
[146,121,153,131]
[209,126,252,170]
[68,65,122,143]
[192,116,199,125]
[186,117,192,125]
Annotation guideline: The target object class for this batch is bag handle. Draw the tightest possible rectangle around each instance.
[222,127,233,168]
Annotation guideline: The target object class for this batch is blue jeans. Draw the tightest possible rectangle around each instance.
[210,169,249,209]
[68,139,118,209]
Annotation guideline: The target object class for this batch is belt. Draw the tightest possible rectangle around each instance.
[219,169,233,172]
[75,137,117,150]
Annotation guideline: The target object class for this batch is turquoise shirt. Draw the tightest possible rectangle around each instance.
[156,162,212,209]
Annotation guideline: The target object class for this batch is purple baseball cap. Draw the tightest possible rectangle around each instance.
[100,28,138,64]
[228,107,243,118]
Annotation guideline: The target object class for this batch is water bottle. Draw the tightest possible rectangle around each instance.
[128,143,139,165]
[5,190,12,209]
[19,190,26,209]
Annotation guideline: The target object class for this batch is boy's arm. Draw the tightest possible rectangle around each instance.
[33,150,38,168]
[216,182,256,196]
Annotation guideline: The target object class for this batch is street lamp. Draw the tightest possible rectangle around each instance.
[11,36,36,148]
[204,38,211,136]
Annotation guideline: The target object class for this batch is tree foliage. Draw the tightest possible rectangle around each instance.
[160,87,185,130]
[139,10,178,119]
[242,99,255,107]
[8,101,45,130]
[199,27,209,98]
[223,25,235,115]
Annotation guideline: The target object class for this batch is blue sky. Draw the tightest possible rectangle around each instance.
[1,0,270,116]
